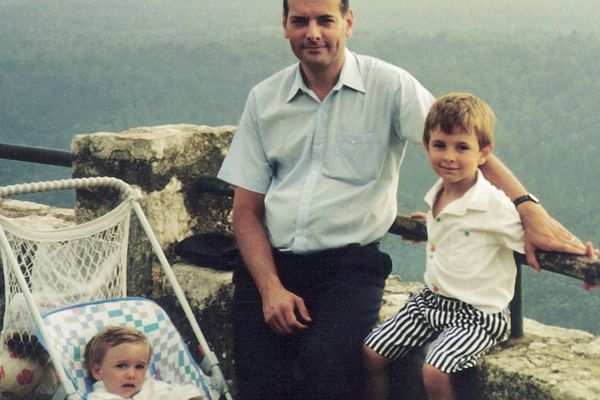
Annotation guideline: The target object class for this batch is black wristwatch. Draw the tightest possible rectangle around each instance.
[513,193,540,207]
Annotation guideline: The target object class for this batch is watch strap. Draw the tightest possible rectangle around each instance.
[513,193,539,207]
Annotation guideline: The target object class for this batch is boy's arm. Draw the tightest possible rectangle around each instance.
[480,154,587,271]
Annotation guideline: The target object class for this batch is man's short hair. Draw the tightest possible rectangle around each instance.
[283,0,350,18]
[423,92,496,149]
[83,326,150,374]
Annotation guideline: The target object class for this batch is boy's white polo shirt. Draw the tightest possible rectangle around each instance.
[423,170,525,314]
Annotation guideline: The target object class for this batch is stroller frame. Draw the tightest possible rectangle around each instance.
[0,177,233,399]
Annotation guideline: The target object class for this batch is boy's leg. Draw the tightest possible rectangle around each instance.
[362,289,439,400]
[362,344,393,400]
[424,310,509,373]
[422,364,456,400]
[422,305,509,400]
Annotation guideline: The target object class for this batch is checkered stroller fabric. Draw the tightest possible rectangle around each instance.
[39,297,217,400]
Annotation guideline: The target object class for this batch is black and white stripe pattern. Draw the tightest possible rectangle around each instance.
[364,288,509,373]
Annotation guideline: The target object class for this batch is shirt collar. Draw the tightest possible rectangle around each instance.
[424,169,491,216]
[90,381,123,399]
[286,48,365,103]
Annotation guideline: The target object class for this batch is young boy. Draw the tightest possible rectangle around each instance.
[362,92,523,400]
[84,326,205,400]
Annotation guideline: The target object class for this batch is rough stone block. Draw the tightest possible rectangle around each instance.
[71,124,236,296]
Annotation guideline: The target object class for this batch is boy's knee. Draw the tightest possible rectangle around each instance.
[422,364,454,398]
[362,344,389,373]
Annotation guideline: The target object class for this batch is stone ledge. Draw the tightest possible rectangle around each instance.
[1,200,599,399]
[169,265,600,400]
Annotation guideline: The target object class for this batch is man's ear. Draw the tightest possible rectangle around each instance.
[282,13,289,39]
[344,9,354,37]
[479,144,494,165]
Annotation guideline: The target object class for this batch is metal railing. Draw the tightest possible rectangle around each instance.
[0,142,72,167]
[390,215,599,337]
[2,141,599,338]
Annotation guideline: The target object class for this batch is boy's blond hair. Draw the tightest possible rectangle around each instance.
[84,326,150,374]
[423,92,496,149]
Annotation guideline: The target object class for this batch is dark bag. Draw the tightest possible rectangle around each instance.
[174,232,240,271]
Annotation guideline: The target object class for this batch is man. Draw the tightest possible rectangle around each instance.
[217,1,588,399]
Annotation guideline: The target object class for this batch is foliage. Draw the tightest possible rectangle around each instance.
[0,1,599,334]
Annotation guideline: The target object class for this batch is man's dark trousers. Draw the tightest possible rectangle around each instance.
[232,243,392,400]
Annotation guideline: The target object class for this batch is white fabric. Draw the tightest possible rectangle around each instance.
[88,378,204,400]
[218,48,434,253]
[423,170,524,313]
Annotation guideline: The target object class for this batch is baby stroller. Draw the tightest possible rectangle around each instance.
[0,177,233,399]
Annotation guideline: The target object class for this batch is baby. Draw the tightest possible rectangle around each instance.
[84,326,205,400]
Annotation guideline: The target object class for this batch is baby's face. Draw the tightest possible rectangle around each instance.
[91,342,150,398]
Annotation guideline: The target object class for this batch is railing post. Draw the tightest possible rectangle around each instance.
[510,259,524,338]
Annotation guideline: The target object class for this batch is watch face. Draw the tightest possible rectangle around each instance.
[528,194,540,203]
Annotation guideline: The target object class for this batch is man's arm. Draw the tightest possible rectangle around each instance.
[480,154,587,271]
[232,187,311,334]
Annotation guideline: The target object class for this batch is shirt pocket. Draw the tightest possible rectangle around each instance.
[322,131,382,185]
[442,229,498,272]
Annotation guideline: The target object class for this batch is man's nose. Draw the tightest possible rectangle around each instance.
[306,21,321,41]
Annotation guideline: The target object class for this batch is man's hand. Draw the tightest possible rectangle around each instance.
[583,241,600,291]
[262,284,312,335]
[518,202,587,272]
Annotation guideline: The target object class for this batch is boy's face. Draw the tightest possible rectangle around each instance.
[282,0,353,75]
[90,342,150,398]
[425,125,492,190]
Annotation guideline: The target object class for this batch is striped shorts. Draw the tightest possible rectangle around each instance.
[364,287,509,373]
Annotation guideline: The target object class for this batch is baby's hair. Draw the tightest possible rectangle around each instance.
[83,326,150,374]
[423,92,496,149]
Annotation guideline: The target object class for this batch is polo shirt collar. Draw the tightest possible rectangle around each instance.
[424,170,491,216]
[286,48,365,103]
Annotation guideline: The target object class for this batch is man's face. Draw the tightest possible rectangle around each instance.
[282,0,353,75]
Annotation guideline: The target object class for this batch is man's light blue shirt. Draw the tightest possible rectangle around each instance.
[218,49,434,254]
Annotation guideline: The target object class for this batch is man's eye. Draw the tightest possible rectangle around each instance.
[290,18,307,26]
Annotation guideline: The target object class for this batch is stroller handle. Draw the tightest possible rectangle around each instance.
[0,177,142,200]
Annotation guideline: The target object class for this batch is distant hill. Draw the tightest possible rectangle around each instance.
[1,0,599,334]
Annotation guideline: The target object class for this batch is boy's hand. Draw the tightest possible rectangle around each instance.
[403,211,427,243]
[410,211,427,221]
